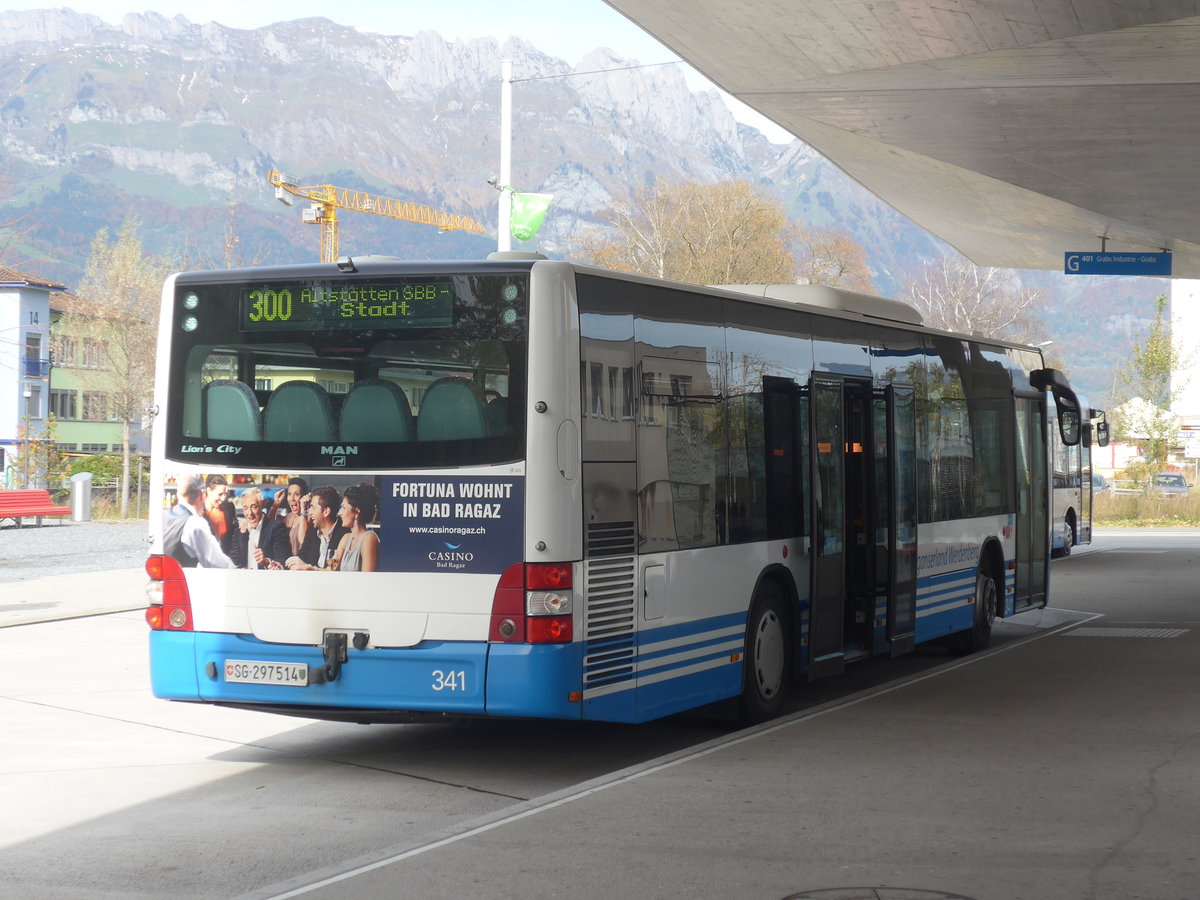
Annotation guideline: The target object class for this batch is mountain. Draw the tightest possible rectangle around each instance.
[0,9,1165,401]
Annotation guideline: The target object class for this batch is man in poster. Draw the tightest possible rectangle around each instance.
[231,488,289,569]
[286,486,348,570]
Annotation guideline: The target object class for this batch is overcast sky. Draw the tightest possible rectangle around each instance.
[1,1,793,140]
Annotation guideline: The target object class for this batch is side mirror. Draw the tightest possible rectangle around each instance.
[1095,420,1109,448]
[1058,408,1081,446]
[1029,368,1082,447]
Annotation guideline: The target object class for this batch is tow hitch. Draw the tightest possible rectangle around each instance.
[308,631,366,684]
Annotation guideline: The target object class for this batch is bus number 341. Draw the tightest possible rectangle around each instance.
[431,669,466,692]
[247,289,293,322]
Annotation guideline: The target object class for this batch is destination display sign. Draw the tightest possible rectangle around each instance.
[1064,251,1172,277]
[240,277,455,331]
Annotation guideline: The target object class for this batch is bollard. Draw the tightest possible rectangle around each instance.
[70,472,93,522]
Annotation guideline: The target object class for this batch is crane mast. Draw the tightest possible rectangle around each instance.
[268,170,487,263]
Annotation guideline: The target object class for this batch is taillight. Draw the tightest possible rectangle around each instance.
[490,562,574,644]
[145,554,193,631]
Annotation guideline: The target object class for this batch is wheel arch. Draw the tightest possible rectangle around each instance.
[751,563,800,671]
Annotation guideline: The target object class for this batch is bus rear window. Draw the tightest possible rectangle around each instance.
[166,273,527,470]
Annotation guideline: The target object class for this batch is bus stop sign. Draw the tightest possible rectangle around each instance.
[1065,251,1172,276]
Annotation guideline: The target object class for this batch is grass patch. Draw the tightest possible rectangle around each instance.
[1093,492,1200,527]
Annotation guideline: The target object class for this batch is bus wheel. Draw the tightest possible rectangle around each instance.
[1052,516,1075,559]
[738,582,790,723]
[952,569,997,655]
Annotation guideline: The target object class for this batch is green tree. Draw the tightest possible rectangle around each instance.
[60,219,176,516]
[1111,294,1182,475]
[577,180,801,285]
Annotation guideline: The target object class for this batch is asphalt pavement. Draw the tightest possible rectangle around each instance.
[0,519,149,626]
[3,526,1197,899]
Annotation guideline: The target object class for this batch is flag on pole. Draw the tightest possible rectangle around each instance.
[508,191,553,241]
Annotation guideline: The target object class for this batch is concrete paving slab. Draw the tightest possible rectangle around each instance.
[243,606,1200,900]
[0,568,146,628]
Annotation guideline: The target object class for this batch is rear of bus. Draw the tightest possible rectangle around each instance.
[145,259,585,721]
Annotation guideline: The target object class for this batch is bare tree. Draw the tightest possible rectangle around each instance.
[61,219,176,516]
[0,174,40,270]
[903,255,1044,343]
[179,195,274,271]
[795,226,875,293]
[577,180,799,285]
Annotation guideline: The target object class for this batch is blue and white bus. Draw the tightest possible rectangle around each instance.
[145,256,1081,724]
[1051,398,1107,558]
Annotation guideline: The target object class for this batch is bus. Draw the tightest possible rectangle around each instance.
[1050,399,1107,558]
[144,256,1081,724]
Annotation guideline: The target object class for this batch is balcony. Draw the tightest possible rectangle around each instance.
[23,358,50,378]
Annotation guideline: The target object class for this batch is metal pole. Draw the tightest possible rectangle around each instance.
[22,408,30,488]
[498,59,513,253]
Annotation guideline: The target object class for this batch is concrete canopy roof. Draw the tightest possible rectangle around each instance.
[604,0,1200,277]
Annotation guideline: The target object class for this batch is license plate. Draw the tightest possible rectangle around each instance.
[224,659,309,686]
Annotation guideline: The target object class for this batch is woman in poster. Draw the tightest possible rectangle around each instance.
[332,482,380,572]
[269,476,310,556]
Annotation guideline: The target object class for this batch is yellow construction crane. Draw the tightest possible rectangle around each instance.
[268,170,487,263]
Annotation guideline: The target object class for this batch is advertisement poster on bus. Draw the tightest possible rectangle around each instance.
[161,471,523,575]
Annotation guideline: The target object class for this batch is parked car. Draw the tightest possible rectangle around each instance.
[1091,473,1112,495]
[1148,472,1190,497]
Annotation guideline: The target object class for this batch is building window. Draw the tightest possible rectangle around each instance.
[621,367,635,419]
[82,338,105,369]
[590,363,605,418]
[81,443,109,453]
[51,335,77,367]
[23,333,50,378]
[254,378,272,391]
[83,391,108,422]
[57,443,78,452]
[50,389,78,419]
[24,386,42,419]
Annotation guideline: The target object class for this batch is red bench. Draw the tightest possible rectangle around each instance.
[0,489,71,527]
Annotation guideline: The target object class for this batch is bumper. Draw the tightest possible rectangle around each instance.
[149,631,583,720]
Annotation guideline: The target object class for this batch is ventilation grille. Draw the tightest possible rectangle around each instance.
[586,520,636,558]
[583,539,636,689]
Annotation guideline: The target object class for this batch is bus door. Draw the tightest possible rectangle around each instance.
[1080,438,1093,544]
[880,384,917,656]
[1014,394,1049,609]
[809,375,846,677]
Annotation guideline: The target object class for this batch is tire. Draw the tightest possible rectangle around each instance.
[951,567,997,655]
[738,581,790,723]
[1052,516,1075,559]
